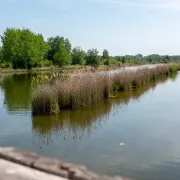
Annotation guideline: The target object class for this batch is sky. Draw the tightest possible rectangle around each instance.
[0,0,180,56]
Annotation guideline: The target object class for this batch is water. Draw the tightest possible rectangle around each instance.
[0,73,180,180]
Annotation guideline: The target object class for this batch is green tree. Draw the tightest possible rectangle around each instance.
[86,49,100,66]
[1,28,49,69]
[53,41,70,66]
[164,55,170,63]
[47,36,63,60]
[47,36,71,63]
[0,47,2,63]
[122,57,126,64]
[65,38,72,56]
[72,47,86,65]
[102,49,109,60]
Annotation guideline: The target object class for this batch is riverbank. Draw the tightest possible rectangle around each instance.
[32,64,179,115]
[0,147,129,180]
[0,65,125,74]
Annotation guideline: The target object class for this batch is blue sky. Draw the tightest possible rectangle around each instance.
[0,0,180,56]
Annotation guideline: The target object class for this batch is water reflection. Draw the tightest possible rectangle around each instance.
[0,74,33,114]
[1,72,179,180]
[32,76,169,147]
[32,102,111,146]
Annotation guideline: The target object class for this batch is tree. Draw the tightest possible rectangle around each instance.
[72,47,86,65]
[47,36,71,63]
[164,55,170,63]
[0,47,2,63]
[86,49,100,66]
[1,28,49,69]
[135,54,143,60]
[102,49,109,60]
[65,38,72,56]
[122,57,126,64]
[53,41,70,66]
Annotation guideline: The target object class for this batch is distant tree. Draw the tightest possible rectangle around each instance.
[86,49,100,66]
[122,57,126,64]
[1,28,49,69]
[165,55,170,62]
[72,47,86,65]
[135,54,143,60]
[64,38,72,56]
[53,40,71,67]
[47,36,71,63]
[102,49,109,60]
[148,58,153,63]
[0,47,2,63]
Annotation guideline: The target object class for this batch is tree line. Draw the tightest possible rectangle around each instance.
[0,28,179,69]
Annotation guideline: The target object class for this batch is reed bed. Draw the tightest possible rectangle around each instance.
[32,64,177,115]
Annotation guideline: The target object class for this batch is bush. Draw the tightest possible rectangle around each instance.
[0,62,13,68]
[38,60,53,67]
[169,63,178,73]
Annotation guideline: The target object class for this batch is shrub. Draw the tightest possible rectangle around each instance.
[0,62,12,68]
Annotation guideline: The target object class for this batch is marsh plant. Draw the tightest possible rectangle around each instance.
[32,64,178,115]
[31,71,69,87]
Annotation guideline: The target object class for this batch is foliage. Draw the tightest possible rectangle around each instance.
[47,36,71,66]
[1,28,49,69]
[169,63,179,73]
[72,46,86,65]
[1,27,180,70]
[102,49,109,60]
[86,49,100,67]
[0,47,2,63]
[53,41,71,66]
[31,72,69,87]
[38,60,53,67]
[0,62,12,68]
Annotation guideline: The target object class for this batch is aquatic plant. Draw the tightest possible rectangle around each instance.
[31,71,69,87]
[32,64,178,115]
[169,63,180,73]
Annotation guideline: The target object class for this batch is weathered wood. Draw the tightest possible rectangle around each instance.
[0,159,67,180]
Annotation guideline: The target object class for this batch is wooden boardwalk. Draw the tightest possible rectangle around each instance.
[0,147,129,180]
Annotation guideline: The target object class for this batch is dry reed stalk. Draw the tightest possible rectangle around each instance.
[32,64,174,115]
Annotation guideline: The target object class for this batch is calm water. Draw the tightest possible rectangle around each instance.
[0,73,180,180]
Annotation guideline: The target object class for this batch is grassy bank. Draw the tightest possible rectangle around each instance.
[0,65,126,75]
[32,64,179,115]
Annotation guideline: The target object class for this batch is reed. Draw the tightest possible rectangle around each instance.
[32,64,177,115]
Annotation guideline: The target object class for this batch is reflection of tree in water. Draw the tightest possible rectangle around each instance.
[32,102,111,146]
[32,76,169,148]
[0,74,32,114]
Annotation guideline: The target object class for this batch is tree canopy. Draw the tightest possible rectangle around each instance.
[72,47,86,65]
[1,28,49,69]
[86,49,100,66]
[0,27,180,69]
[47,36,71,66]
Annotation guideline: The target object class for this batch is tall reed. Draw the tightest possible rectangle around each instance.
[32,64,176,115]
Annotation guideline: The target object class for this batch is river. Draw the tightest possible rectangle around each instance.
[0,72,180,180]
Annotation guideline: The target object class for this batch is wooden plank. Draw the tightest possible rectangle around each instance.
[0,159,68,180]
